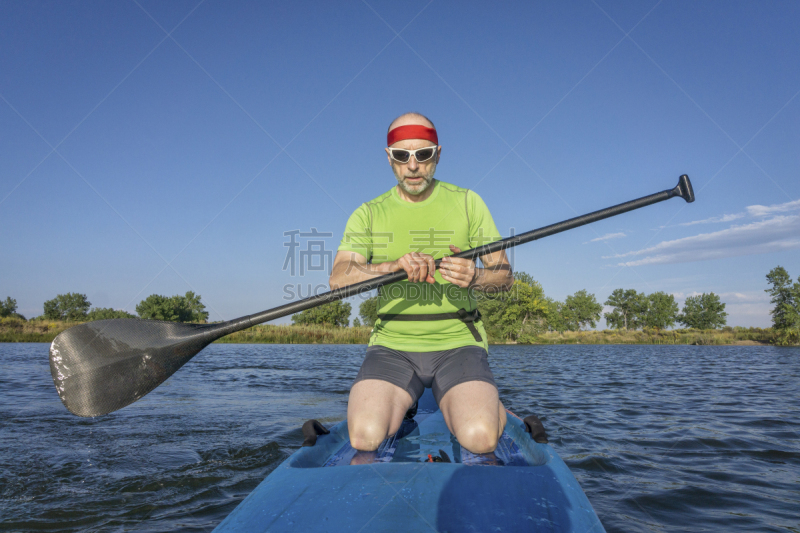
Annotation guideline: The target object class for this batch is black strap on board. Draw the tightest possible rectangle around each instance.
[301,419,330,447]
[377,308,483,342]
[523,415,549,444]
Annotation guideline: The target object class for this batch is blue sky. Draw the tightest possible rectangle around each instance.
[1,1,798,327]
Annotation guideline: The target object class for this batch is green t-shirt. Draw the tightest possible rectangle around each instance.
[338,180,502,351]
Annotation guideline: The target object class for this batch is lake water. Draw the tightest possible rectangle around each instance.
[1,343,798,532]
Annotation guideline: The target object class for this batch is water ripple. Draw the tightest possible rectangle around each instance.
[1,343,798,532]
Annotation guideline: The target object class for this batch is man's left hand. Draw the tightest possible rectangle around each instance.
[439,245,477,288]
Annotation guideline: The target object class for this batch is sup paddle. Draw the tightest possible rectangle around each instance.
[50,175,694,417]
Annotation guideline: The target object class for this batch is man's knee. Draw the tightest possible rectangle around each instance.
[456,422,500,454]
[349,420,389,451]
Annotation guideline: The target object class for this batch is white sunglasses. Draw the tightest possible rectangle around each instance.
[388,145,438,164]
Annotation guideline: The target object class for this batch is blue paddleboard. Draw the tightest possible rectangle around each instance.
[214,389,605,532]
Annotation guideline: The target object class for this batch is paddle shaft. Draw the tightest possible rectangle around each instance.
[212,175,694,337]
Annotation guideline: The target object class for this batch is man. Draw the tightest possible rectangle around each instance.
[329,113,513,457]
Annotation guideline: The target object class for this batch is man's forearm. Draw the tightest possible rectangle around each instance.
[471,265,514,293]
[330,257,513,292]
[329,261,398,289]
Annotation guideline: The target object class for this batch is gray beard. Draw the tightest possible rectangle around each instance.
[394,163,437,196]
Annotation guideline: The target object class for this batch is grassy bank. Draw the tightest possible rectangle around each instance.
[216,325,776,345]
[214,324,373,344]
[0,318,78,343]
[0,318,374,344]
[519,327,776,346]
[0,318,778,345]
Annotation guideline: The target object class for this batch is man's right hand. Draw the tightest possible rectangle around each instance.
[393,252,436,284]
[329,250,437,289]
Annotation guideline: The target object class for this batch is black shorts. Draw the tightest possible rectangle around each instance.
[352,345,497,405]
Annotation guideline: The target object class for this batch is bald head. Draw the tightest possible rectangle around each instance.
[388,112,436,132]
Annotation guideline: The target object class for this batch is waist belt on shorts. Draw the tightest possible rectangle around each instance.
[377,308,483,343]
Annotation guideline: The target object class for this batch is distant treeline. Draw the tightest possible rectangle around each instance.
[290,271,731,343]
[0,292,208,323]
[0,290,207,343]
[287,267,798,346]
[2,265,797,345]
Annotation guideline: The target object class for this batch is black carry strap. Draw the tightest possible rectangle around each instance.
[377,308,483,342]
[301,419,330,447]
[523,415,549,443]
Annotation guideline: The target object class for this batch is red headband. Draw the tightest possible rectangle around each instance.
[387,125,438,146]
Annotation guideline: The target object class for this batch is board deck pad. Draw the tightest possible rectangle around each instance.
[322,417,529,467]
[213,389,606,532]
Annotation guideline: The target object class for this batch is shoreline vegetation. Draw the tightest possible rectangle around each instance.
[5,264,797,346]
[0,318,778,346]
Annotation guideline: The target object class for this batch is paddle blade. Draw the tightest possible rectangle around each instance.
[49,319,216,417]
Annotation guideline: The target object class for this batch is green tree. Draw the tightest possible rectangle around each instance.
[0,297,17,318]
[358,295,380,327]
[544,299,569,333]
[765,266,798,330]
[643,291,679,330]
[561,289,602,330]
[513,271,537,287]
[136,295,175,321]
[353,317,362,327]
[292,301,351,327]
[679,293,728,329]
[604,289,647,330]
[765,266,800,344]
[43,293,91,321]
[478,274,549,341]
[182,291,209,322]
[136,291,209,322]
[86,308,137,321]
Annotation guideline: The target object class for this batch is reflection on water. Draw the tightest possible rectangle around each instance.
[1,343,798,532]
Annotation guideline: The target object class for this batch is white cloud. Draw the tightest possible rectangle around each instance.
[670,291,702,301]
[677,213,745,226]
[587,232,626,243]
[669,198,800,228]
[746,198,800,218]
[671,291,769,307]
[718,291,770,304]
[609,215,800,266]
[725,303,772,317]
[618,198,800,267]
